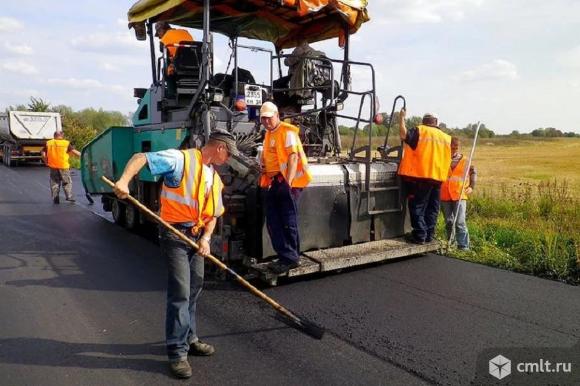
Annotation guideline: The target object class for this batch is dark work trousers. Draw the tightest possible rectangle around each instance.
[403,179,442,242]
[159,224,204,362]
[265,177,302,263]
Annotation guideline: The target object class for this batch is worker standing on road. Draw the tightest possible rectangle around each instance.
[440,137,477,250]
[41,131,81,204]
[398,109,451,244]
[113,130,238,379]
[259,102,312,274]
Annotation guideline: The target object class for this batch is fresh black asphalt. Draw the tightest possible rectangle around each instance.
[0,164,578,385]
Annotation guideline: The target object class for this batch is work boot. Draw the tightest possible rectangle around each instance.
[404,233,425,245]
[169,359,192,379]
[188,340,215,356]
[65,197,76,202]
[269,259,300,274]
[53,196,60,204]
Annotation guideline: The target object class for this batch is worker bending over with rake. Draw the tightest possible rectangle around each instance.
[259,101,312,274]
[113,130,238,379]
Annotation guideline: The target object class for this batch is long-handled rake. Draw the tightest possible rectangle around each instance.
[102,176,325,340]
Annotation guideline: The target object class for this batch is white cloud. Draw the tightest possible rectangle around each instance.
[457,59,518,82]
[46,77,129,95]
[117,18,129,27]
[374,0,484,24]
[70,32,143,54]
[100,62,121,72]
[0,17,23,32]
[558,45,580,68]
[1,60,38,75]
[4,42,33,55]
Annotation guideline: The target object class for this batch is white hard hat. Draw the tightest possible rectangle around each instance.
[260,101,278,118]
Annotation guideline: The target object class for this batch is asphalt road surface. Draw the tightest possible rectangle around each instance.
[1,164,579,385]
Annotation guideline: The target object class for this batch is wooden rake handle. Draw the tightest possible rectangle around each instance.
[101,176,305,326]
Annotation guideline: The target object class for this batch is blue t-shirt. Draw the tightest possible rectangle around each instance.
[145,149,184,188]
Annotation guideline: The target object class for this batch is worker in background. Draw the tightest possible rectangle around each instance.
[155,21,193,59]
[259,101,312,274]
[398,109,451,244]
[41,131,81,204]
[113,130,238,380]
[440,137,477,250]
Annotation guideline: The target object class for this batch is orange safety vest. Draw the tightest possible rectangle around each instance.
[398,125,451,182]
[161,29,194,58]
[46,139,70,169]
[159,149,225,234]
[259,122,312,188]
[441,156,470,201]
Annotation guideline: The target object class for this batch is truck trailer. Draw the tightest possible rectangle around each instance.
[0,111,62,166]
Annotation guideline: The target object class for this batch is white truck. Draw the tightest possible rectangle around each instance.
[0,111,62,166]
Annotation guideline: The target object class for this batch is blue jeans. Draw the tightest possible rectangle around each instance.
[441,200,470,249]
[265,177,302,263]
[403,179,442,242]
[159,225,204,362]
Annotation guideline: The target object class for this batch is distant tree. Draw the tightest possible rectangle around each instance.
[27,97,51,112]
[338,125,353,135]
[509,130,521,137]
[544,127,563,137]
[461,123,495,138]
[564,132,579,138]
[531,128,545,137]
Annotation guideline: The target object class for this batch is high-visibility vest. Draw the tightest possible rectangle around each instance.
[161,29,194,58]
[46,139,70,169]
[160,149,225,234]
[259,122,312,188]
[398,125,451,182]
[441,156,470,201]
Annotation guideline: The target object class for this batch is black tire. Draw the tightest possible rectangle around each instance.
[5,148,11,167]
[111,199,125,225]
[124,204,139,230]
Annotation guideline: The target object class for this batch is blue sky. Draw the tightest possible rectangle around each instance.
[1,0,579,133]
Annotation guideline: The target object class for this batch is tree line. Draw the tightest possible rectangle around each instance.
[339,111,579,139]
[4,97,130,150]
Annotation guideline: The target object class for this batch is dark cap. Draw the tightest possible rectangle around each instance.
[209,129,239,156]
[155,21,170,37]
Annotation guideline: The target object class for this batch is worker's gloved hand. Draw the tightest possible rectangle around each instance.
[113,180,130,199]
[197,238,211,257]
[465,187,473,195]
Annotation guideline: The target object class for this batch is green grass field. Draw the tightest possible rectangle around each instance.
[468,137,580,196]
[446,137,580,284]
[340,135,580,284]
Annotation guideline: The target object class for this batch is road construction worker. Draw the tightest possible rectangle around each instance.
[41,131,81,204]
[155,21,194,59]
[440,137,477,250]
[398,109,451,244]
[259,101,312,274]
[113,130,238,379]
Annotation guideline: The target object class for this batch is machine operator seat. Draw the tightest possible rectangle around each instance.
[169,41,203,96]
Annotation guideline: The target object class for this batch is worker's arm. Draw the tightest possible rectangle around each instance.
[69,149,81,157]
[286,152,298,186]
[41,149,47,165]
[114,153,148,199]
[198,217,217,256]
[398,108,407,141]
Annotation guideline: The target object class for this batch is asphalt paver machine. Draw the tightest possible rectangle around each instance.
[81,0,439,284]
